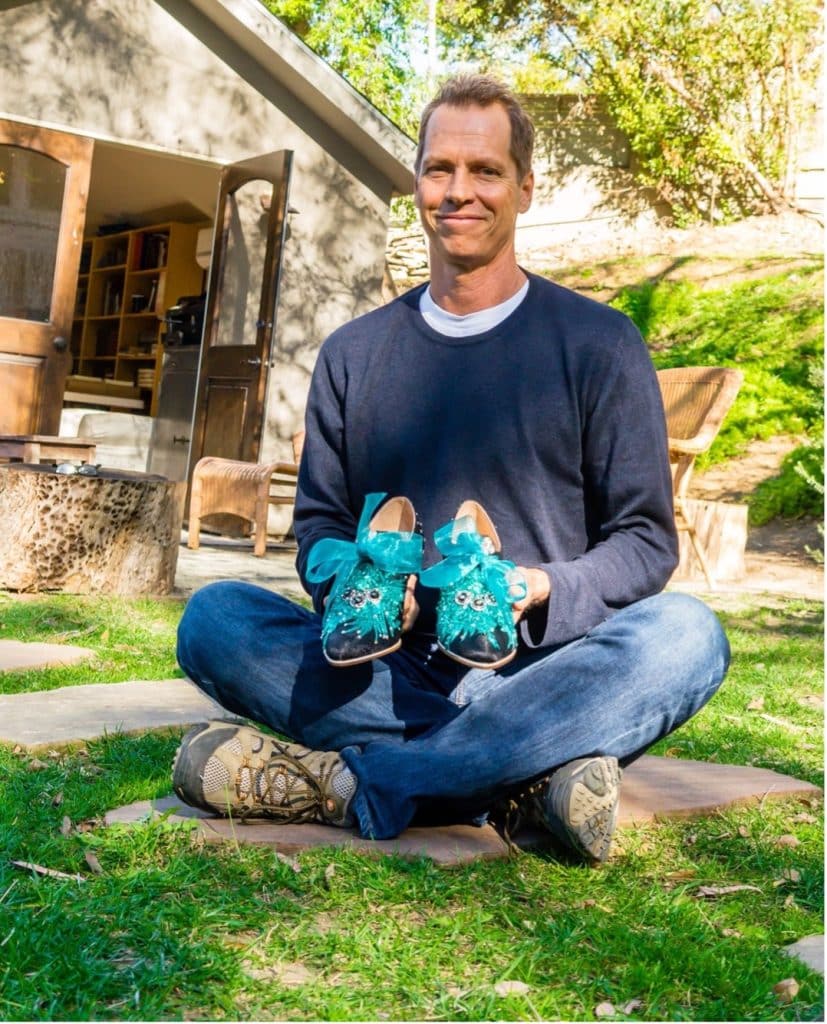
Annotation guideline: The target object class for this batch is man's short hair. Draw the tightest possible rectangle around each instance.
[414,73,535,181]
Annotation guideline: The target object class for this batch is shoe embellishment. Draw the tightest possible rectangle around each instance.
[420,502,526,669]
[307,493,423,666]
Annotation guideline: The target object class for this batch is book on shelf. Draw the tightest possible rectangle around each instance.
[140,232,170,269]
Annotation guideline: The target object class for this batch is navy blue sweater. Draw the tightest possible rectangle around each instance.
[293,273,678,649]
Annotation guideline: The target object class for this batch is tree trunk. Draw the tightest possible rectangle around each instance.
[0,465,185,595]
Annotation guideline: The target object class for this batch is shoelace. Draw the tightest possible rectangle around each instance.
[234,743,341,824]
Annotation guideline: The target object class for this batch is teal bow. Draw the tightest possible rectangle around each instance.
[419,515,527,605]
[306,493,423,584]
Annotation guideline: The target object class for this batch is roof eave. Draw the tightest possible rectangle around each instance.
[191,0,416,195]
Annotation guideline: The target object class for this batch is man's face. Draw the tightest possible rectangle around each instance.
[415,102,533,273]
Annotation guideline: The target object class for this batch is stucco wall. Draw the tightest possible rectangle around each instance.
[0,0,397,462]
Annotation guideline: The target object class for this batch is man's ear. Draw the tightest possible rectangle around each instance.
[519,169,535,214]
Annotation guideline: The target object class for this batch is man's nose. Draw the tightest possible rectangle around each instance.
[445,167,473,204]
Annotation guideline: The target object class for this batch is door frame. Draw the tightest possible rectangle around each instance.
[0,118,93,434]
[188,149,293,473]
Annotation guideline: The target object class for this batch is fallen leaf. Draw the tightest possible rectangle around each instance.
[663,869,697,887]
[753,662,766,672]
[747,696,765,711]
[12,744,24,756]
[775,834,801,848]
[772,978,799,1003]
[494,980,531,997]
[323,863,336,887]
[622,998,644,1014]
[783,893,796,909]
[693,884,761,899]
[47,749,62,760]
[275,851,300,872]
[594,1001,616,1017]
[791,812,816,824]
[10,860,84,882]
[60,816,72,837]
[780,868,802,884]
[84,851,103,875]
[51,791,63,807]
[446,985,468,999]
[737,825,750,838]
[27,758,48,771]
[797,694,823,708]
[99,629,110,643]
[74,817,103,833]
[720,928,743,937]
[662,747,681,757]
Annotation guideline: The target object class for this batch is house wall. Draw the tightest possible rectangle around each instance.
[517,94,668,249]
[0,0,398,463]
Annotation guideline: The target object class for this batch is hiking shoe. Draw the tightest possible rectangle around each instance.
[172,720,356,826]
[491,756,621,863]
[537,756,621,862]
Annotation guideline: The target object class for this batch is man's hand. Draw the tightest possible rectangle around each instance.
[511,566,551,622]
[401,574,420,632]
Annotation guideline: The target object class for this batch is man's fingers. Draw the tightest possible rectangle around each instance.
[401,574,419,632]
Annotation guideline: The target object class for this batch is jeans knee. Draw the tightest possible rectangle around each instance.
[176,581,245,676]
[650,592,730,682]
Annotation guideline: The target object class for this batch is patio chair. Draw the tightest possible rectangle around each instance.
[187,431,304,557]
[657,366,744,588]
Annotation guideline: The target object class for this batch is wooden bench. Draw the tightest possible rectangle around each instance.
[0,434,97,465]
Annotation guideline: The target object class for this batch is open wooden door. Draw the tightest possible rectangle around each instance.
[0,120,92,435]
[189,150,293,472]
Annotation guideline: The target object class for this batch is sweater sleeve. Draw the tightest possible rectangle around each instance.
[520,324,679,649]
[292,339,358,612]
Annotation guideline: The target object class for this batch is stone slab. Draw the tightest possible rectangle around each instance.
[782,935,824,976]
[0,678,236,749]
[0,639,94,673]
[105,756,821,866]
[106,795,508,866]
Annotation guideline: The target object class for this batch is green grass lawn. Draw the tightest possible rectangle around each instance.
[0,594,822,1021]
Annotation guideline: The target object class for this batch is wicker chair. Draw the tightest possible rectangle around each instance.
[187,431,304,557]
[657,366,744,588]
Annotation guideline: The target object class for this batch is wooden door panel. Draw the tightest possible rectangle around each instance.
[201,380,249,461]
[0,354,43,434]
[0,121,92,435]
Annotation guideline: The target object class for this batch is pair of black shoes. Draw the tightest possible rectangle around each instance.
[306,494,527,670]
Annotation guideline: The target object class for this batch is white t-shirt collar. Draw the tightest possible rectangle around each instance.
[419,280,529,337]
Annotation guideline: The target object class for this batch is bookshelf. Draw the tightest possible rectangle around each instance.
[71,221,206,416]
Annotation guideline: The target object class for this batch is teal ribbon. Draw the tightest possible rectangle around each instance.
[419,515,527,605]
[306,493,423,584]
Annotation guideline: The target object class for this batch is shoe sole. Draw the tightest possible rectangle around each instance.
[436,641,517,671]
[552,756,622,863]
[324,636,402,667]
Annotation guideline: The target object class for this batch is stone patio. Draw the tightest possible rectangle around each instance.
[103,755,821,866]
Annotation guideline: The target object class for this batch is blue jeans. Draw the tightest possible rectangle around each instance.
[177,582,729,840]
